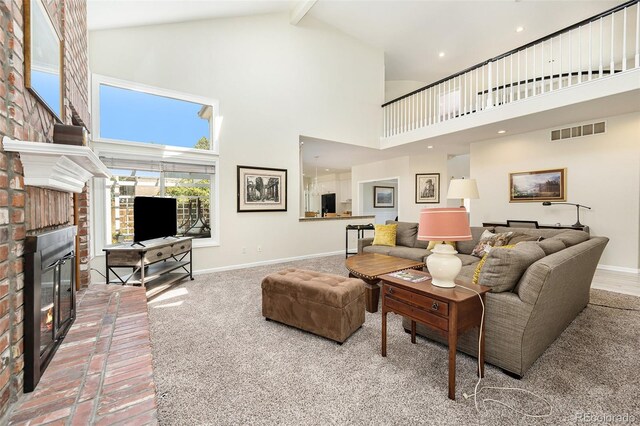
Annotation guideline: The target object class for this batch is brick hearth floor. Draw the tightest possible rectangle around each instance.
[8,285,158,425]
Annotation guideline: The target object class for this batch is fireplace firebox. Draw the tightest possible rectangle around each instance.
[24,226,77,392]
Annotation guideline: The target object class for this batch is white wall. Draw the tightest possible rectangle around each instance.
[385,80,426,103]
[470,112,640,271]
[352,151,451,223]
[361,181,398,224]
[88,12,384,274]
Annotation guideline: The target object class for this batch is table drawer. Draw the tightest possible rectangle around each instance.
[172,239,192,256]
[144,247,172,264]
[384,296,448,331]
[383,284,449,317]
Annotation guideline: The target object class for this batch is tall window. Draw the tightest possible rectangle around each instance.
[91,75,219,249]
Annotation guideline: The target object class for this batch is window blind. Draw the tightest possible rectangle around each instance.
[99,157,215,174]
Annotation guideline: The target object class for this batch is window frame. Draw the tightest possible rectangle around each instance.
[90,74,221,254]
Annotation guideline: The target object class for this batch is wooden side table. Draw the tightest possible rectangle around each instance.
[380,271,491,400]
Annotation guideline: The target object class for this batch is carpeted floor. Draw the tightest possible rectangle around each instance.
[147,255,640,425]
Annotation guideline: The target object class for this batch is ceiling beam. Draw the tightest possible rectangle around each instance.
[290,0,317,25]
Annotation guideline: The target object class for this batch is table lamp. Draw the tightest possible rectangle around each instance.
[417,207,472,288]
[447,178,479,208]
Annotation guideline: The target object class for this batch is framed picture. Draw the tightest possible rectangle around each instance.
[509,168,566,202]
[373,186,395,208]
[415,173,440,203]
[237,166,287,212]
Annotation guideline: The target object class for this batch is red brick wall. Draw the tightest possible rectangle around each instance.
[0,0,90,420]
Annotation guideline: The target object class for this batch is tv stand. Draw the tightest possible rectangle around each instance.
[104,236,193,298]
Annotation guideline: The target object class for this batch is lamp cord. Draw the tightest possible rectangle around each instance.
[455,285,553,419]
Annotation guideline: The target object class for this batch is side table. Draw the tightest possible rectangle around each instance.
[345,223,375,258]
[380,270,491,400]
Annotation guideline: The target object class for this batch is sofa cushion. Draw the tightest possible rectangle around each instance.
[495,226,565,239]
[385,220,418,247]
[457,226,494,255]
[474,243,546,292]
[372,224,397,247]
[457,264,477,282]
[457,253,480,266]
[554,230,590,247]
[388,246,429,262]
[508,232,542,244]
[363,245,392,256]
[414,238,429,249]
[471,230,513,257]
[537,238,566,255]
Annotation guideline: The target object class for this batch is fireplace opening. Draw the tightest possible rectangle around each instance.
[25,226,77,392]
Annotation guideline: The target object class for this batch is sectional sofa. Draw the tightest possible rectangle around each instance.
[357,220,609,377]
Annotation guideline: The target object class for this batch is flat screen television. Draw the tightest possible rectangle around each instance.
[133,196,178,242]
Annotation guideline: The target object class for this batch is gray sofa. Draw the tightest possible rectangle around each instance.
[357,221,609,377]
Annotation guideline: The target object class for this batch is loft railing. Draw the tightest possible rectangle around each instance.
[382,0,640,138]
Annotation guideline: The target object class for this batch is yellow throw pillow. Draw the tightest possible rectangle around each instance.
[427,241,457,251]
[372,224,397,247]
[472,245,516,285]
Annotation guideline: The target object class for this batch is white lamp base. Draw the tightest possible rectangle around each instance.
[426,244,462,288]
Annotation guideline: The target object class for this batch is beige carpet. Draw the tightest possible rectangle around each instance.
[147,255,640,425]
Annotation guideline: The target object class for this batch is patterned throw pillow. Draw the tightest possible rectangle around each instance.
[372,224,397,247]
[471,230,513,258]
[427,241,456,250]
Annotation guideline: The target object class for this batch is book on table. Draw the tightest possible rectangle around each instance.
[388,270,429,283]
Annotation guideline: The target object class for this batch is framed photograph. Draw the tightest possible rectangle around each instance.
[373,186,395,208]
[415,173,440,203]
[509,168,566,202]
[237,166,287,212]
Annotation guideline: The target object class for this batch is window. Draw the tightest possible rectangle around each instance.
[91,75,220,250]
[107,168,212,244]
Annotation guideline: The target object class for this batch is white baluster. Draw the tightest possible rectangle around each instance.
[517,50,521,99]
[540,41,544,93]
[578,26,582,84]
[636,2,640,68]
[559,33,563,88]
[611,11,615,74]
[533,45,537,95]
[622,7,627,72]
[550,37,554,91]
[525,48,529,97]
[599,17,604,77]
[569,29,573,86]
[510,54,514,100]
[587,21,593,81]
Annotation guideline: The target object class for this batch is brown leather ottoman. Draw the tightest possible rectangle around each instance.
[262,268,365,343]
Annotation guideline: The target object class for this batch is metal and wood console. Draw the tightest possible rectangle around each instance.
[103,236,193,298]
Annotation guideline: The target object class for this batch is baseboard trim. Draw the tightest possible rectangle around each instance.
[193,250,345,276]
[597,264,640,274]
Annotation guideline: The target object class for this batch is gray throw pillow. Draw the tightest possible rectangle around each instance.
[476,242,546,292]
[537,238,566,255]
[385,220,418,247]
[508,232,541,244]
[554,230,589,247]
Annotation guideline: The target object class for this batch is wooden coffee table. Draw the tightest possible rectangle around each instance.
[345,253,425,313]
[380,270,491,400]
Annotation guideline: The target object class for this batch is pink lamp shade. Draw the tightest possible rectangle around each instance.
[417,207,472,241]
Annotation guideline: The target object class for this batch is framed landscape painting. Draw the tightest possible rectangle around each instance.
[415,173,440,203]
[237,166,287,212]
[373,186,395,208]
[509,168,566,202]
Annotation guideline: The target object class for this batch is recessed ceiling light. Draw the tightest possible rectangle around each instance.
[438,52,445,58]
[427,145,434,149]
[325,168,330,171]
[497,130,507,134]
[516,26,524,33]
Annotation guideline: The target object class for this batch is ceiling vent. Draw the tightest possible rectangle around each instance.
[551,121,606,141]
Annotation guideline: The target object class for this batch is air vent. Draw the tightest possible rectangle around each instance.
[551,121,606,141]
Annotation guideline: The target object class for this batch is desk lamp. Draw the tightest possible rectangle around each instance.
[541,201,591,227]
[417,207,472,288]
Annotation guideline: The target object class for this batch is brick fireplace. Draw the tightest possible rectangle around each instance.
[0,0,91,420]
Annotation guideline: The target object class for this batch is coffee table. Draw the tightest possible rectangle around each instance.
[345,253,425,313]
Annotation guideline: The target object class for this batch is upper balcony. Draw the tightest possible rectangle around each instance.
[381,0,640,148]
